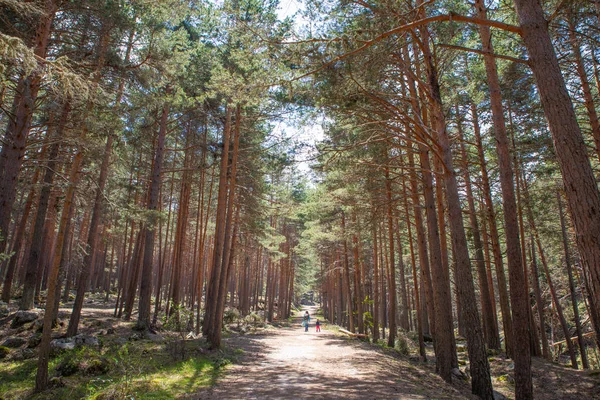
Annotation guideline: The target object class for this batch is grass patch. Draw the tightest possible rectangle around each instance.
[0,338,223,400]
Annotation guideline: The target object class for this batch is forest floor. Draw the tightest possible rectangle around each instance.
[1,299,599,399]
[190,305,464,399]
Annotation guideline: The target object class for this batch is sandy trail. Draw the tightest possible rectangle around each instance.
[191,306,465,400]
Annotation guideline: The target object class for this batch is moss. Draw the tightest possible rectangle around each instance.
[0,338,220,400]
[55,356,80,377]
[82,358,110,376]
[0,346,10,359]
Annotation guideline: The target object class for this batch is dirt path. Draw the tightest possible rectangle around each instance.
[190,306,466,399]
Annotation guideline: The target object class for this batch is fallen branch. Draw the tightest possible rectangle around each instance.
[339,328,369,338]
[551,331,595,347]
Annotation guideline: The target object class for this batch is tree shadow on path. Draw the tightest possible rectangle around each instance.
[188,306,466,399]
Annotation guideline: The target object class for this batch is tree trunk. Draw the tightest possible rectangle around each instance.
[401,173,426,360]
[384,155,397,347]
[558,190,589,368]
[0,0,57,255]
[210,105,242,347]
[203,105,233,338]
[419,146,454,382]
[474,3,531,395]
[420,21,492,396]
[137,102,170,331]
[471,103,514,356]
[529,240,550,360]
[513,2,600,371]
[19,104,68,310]
[567,10,600,163]
[457,110,501,350]
[341,212,355,332]
[35,146,84,391]
[372,220,380,342]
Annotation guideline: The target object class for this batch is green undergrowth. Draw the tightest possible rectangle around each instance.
[0,336,231,400]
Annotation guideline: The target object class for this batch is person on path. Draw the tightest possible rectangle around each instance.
[303,311,310,332]
[315,319,321,332]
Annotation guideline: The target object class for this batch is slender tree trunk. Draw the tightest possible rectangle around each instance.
[352,213,364,333]
[523,186,578,368]
[35,147,85,391]
[471,103,514,356]
[475,3,531,395]
[137,102,170,331]
[384,155,397,347]
[2,131,49,303]
[372,220,380,342]
[558,190,589,368]
[529,240,550,360]
[567,10,600,163]
[420,21,492,396]
[341,212,355,332]
[395,219,410,332]
[169,124,193,318]
[419,146,454,381]
[211,106,242,347]
[203,105,232,339]
[0,0,57,256]
[401,173,426,360]
[457,111,500,350]
[19,104,68,310]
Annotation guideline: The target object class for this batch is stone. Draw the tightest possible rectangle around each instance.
[128,332,142,341]
[451,367,467,381]
[186,331,196,340]
[493,390,508,400]
[10,310,39,328]
[49,376,65,388]
[2,337,27,348]
[20,348,35,360]
[145,332,164,342]
[57,311,70,319]
[32,320,44,332]
[0,302,9,318]
[50,339,76,354]
[73,334,100,348]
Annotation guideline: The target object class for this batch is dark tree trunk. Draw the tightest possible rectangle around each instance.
[137,102,170,331]
[513,4,600,382]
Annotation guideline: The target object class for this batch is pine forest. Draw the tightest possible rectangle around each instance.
[1,0,600,399]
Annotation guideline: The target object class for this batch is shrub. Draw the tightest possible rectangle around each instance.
[223,308,240,325]
[162,305,193,332]
[82,357,111,375]
[395,336,410,356]
[56,355,80,376]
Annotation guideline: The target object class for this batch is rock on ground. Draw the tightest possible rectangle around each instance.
[10,310,40,328]
[2,336,27,348]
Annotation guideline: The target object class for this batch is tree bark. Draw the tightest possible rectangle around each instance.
[558,190,589,368]
[457,110,501,350]
[470,102,514,356]
[512,2,600,373]
[0,0,57,255]
[137,101,170,331]
[474,4,532,394]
